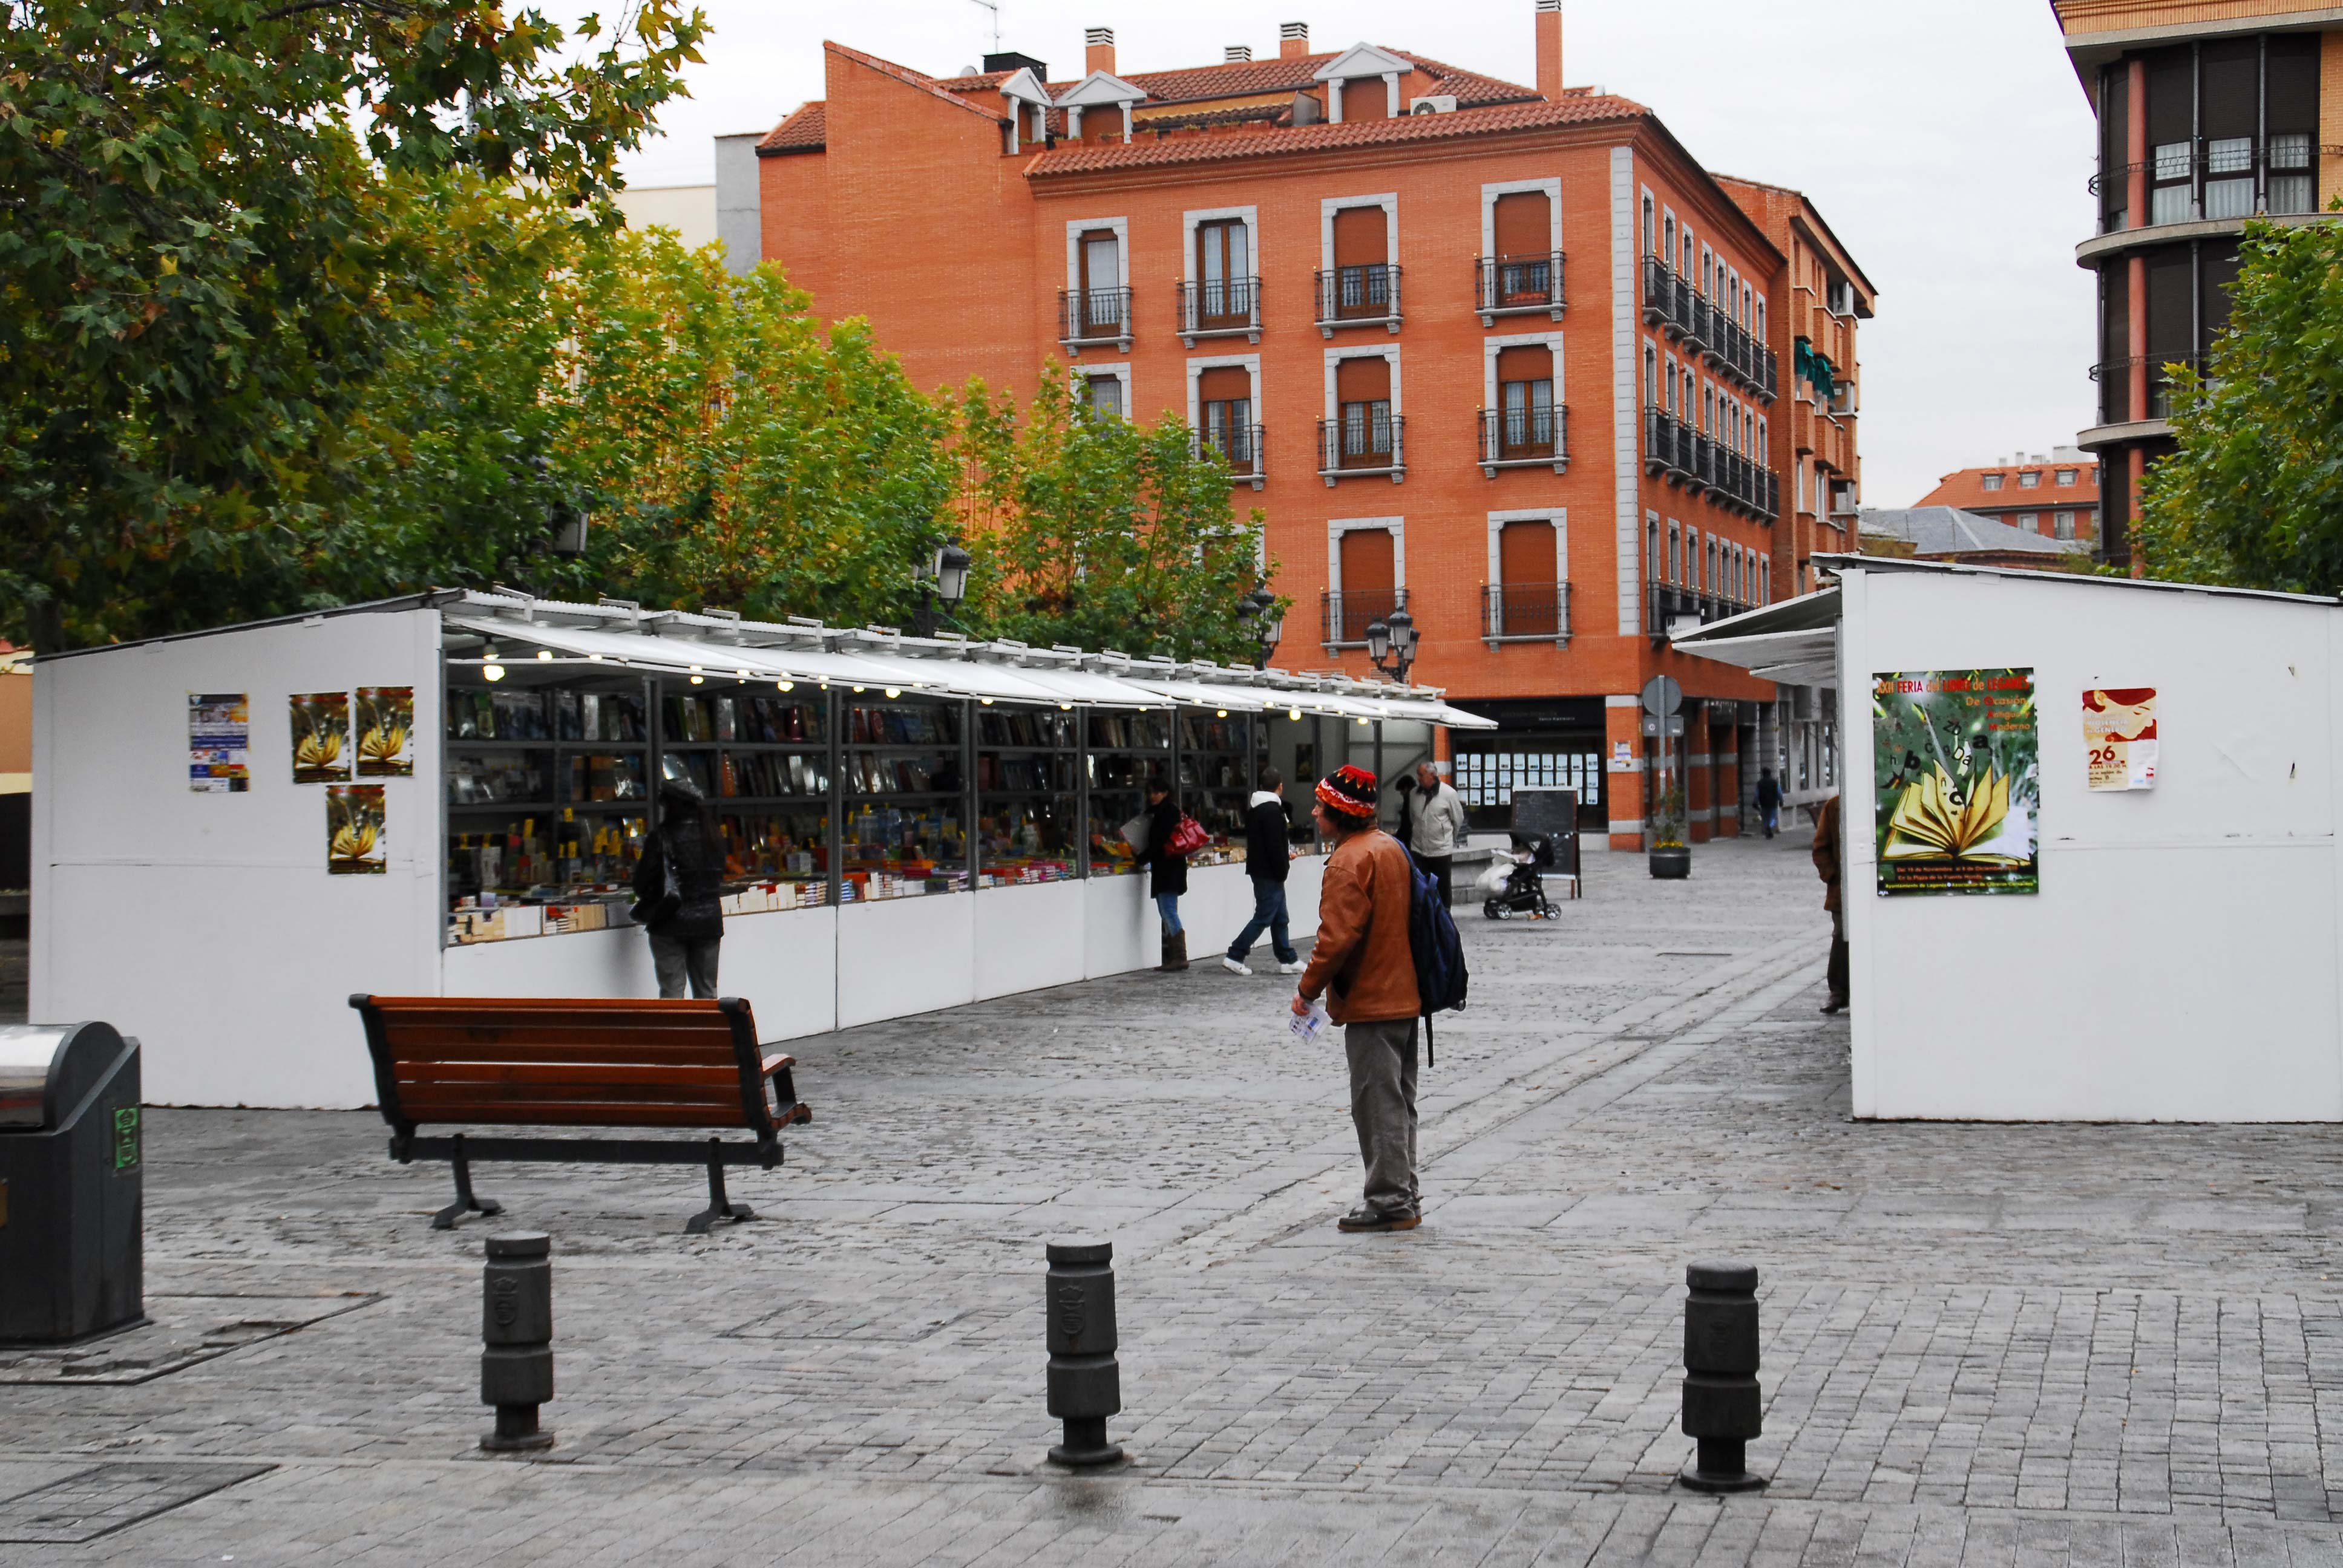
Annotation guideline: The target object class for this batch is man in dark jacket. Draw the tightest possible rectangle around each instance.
[634,776,727,998]
[1223,767,1302,976]
[1754,768,1783,838]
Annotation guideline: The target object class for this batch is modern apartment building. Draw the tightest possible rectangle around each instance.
[732,8,1873,845]
[2057,0,2342,567]
[1915,448,2100,543]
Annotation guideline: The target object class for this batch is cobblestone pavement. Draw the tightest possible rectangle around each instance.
[11,837,2343,1564]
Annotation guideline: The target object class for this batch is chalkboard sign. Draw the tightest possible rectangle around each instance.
[1509,788,1582,880]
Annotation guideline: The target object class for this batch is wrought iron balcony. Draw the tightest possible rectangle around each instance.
[1316,414,1405,483]
[1641,256,1696,340]
[1476,251,1565,323]
[1322,586,1407,647]
[2091,354,2207,424]
[1178,276,1262,344]
[1193,422,1267,489]
[1646,584,1751,642]
[1057,286,1133,350]
[1483,581,1568,643]
[1643,408,1777,521]
[1314,264,1402,335]
[1476,406,1568,475]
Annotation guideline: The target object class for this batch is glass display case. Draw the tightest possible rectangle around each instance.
[661,683,833,911]
[975,705,1079,886]
[445,673,653,941]
[842,697,967,901]
[1178,711,1257,867]
[1084,710,1172,876]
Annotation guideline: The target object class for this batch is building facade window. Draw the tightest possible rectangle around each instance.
[2018,513,2039,531]
[1981,473,2004,492]
[2019,470,2041,488]
[2056,468,2078,486]
[2054,511,2076,540]
[1084,374,1124,419]
[1195,219,1252,328]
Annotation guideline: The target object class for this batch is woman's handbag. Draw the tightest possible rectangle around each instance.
[632,835,683,926]
[1165,814,1208,857]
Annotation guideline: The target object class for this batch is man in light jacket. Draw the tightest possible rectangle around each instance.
[1224,768,1302,976]
[1291,765,1424,1233]
[1408,761,1469,909]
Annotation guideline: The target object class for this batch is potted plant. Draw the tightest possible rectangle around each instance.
[1649,782,1691,880]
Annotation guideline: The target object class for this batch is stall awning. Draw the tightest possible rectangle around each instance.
[1003,666,1174,708]
[1668,587,1842,690]
[1124,678,1273,713]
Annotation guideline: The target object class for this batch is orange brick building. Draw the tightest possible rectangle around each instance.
[1915,449,2100,543]
[739,8,1873,846]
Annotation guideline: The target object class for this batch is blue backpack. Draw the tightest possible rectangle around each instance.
[1407,861,1469,1066]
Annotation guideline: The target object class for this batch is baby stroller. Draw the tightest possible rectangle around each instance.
[1481,832,1561,921]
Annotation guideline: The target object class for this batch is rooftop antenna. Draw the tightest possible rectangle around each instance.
[968,0,1000,54]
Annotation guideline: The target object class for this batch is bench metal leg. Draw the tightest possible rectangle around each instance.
[686,1137,758,1235]
[433,1135,506,1230]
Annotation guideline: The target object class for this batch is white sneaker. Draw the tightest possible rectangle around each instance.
[1277,960,1305,976]
[1222,956,1253,976]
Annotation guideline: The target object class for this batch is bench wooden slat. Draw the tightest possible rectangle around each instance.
[393,1099,758,1128]
[392,1061,745,1089]
[396,1078,744,1108]
[383,1039,741,1067]
[379,1022,735,1049]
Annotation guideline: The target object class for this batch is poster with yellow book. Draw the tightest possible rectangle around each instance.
[326,785,386,875]
[355,686,414,777]
[1872,668,2040,896]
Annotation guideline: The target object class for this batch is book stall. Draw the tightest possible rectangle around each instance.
[28,589,1489,1108]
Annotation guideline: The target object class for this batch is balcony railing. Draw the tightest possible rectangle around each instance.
[1476,405,1568,475]
[1701,311,1779,402]
[2090,354,2209,424]
[2090,137,2318,232]
[1646,584,1752,641]
[1642,408,1777,521]
[1178,276,1262,342]
[1642,255,1696,341]
[1322,586,1408,647]
[1058,286,1133,349]
[1476,251,1566,322]
[1314,264,1403,333]
[1484,581,1569,642]
[1193,422,1267,488]
[1316,414,1406,483]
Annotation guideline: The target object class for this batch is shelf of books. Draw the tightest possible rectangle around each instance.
[660,686,833,915]
[1178,711,1260,869]
[1084,710,1173,877]
[843,697,967,901]
[445,673,654,943]
[975,705,1079,886]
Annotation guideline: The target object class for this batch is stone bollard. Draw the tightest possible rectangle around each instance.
[480,1232,555,1452]
[1679,1260,1766,1492]
[1043,1238,1124,1467]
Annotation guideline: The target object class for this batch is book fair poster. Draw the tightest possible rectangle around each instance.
[2082,687,2158,791]
[187,693,250,792]
[326,784,386,874]
[289,691,350,782]
[355,685,415,777]
[1872,668,2040,897]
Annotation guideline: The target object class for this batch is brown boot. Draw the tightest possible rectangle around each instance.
[1160,932,1189,972]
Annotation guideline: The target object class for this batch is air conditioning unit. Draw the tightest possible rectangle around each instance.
[1409,95,1458,114]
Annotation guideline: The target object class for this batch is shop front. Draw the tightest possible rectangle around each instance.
[29,591,1489,1108]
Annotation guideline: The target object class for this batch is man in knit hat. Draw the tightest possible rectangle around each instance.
[1291,765,1424,1232]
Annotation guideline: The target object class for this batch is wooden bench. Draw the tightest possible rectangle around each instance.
[349,995,813,1234]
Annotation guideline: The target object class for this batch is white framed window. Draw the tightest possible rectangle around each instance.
[2056,468,2078,487]
[1077,362,1132,419]
[2017,512,2039,531]
[2053,511,2076,539]
[2019,470,2041,489]
[1981,472,2004,492]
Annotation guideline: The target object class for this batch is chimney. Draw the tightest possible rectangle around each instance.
[1535,0,1562,100]
[1225,45,1253,63]
[1280,21,1309,59]
[1086,26,1116,77]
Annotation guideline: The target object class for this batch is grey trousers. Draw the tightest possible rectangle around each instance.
[650,933,721,999]
[1344,1016,1421,1217]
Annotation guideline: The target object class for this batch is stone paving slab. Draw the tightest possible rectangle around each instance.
[11,837,2343,1563]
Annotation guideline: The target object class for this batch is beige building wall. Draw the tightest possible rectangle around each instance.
[612,183,719,251]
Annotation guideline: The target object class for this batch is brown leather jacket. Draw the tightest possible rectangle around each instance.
[1812,794,1843,913]
[1299,828,1421,1025]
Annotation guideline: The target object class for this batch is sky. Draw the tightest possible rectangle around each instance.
[609,0,2100,508]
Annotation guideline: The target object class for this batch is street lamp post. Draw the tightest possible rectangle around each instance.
[1237,585,1283,670]
[913,541,972,638]
[1365,606,1418,685]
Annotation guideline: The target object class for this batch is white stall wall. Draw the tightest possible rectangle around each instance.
[1841,569,2343,1122]
[33,606,442,1108]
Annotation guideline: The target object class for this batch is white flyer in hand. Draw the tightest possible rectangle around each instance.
[1289,996,1331,1044]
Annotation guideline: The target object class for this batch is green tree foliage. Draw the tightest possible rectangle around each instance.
[2137,218,2343,591]
[0,0,706,649]
[956,373,1276,664]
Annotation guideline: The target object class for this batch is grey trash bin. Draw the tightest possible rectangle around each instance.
[0,1022,145,1344]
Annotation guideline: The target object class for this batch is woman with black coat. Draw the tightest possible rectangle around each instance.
[633,776,729,999]
[1142,778,1192,972]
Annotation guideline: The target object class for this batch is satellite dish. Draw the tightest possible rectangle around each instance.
[958,65,980,77]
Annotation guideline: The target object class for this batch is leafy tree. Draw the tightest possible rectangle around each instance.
[2137,218,2343,591]
[0,0,705,650]
[551,231,960,629]
[955,373,1276,664]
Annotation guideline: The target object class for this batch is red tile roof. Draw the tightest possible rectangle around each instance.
[1027,93,1648,176]
[758,100,827,154]
[1916,462,2100,514]
[1029,49,1536,109]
